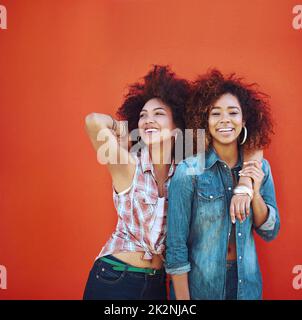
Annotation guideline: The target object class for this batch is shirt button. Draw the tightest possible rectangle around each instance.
[224,165,227,168]
[239,279,242,283]
[238,233,242,237]
[239,256,242,260]
[228,187,232,191]
[210,195,213,199]
[228,233,231,237]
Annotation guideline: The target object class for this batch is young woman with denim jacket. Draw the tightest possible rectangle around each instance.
[165,69,280,300]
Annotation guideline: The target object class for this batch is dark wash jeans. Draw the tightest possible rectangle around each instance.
[225,260,238,300]
[83,255,167,300]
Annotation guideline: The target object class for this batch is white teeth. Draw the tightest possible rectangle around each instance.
[145,128,158,133]
[218,128,233,132]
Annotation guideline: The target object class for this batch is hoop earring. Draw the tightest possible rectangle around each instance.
[240,126,247,145]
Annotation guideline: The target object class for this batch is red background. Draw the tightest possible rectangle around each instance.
[0,0,301,299]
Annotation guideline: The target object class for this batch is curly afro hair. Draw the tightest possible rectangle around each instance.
[186,69,274,151]
[116,65,190,135]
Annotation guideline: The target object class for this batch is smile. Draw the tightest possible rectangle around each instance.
[144,128,159,133]
[216,128,234,132]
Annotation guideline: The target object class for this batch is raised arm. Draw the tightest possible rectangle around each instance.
[85,113,136,193]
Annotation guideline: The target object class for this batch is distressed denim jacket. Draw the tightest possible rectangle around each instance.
[165,147,280,300]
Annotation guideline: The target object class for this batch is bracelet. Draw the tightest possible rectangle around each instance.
[118,121,128,137]
[233,185,254,200]
[109,115,117,131]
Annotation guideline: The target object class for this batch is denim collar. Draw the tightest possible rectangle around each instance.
[204,146,243,170]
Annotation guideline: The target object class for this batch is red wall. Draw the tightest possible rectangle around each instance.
[0,0,301,299]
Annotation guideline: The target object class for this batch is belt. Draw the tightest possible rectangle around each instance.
[100,257,163,275]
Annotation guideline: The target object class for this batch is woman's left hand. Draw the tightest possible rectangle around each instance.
[239,160,264,194]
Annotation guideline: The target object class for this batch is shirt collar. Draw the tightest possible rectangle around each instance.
[204,146,243,170]
[140,146,175,178]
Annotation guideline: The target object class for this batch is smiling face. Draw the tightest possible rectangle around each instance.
[138,98,176,146]
[208,93,245,148]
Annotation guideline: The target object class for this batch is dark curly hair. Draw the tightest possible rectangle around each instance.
[116,65,190,136]
[186,69,274,151]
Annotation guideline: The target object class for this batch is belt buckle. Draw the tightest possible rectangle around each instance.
[149,269,157,276]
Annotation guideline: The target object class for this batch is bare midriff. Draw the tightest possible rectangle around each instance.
[227,242,237,261]
[112,251,164,269]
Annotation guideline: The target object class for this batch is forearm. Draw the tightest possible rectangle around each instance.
[171,273,190,300]
[85,113,114,131]
[85,113,126,141]
[239,149,263,188]
[243,149,263,162]
[252,193,269,228]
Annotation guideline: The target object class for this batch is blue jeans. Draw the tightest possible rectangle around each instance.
[83,255,167,300]
[225,260,238,300]
[169,261,238,300]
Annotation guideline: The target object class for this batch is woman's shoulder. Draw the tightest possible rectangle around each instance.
[261,158,271,171]
[174,154,205,178]
[260,158,275,180]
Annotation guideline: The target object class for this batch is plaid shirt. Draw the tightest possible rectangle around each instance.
[96,146,175,260]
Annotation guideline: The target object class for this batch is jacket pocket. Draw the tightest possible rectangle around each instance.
[196,188,225,222]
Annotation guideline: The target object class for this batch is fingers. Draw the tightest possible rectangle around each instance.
[239,171,263,184]
[239,166,264,181]
[240,171,258,181]
[230,198,236,224]
[241,166,262,174]
[245,197,250,217]
[234,197,243,223]
[243,160,262,169]
[230,197,236,224]
[230,194,251,224]
[236,197,246,223]
[240,199,246,221]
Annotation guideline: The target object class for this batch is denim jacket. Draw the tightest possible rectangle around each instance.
[165,147,280,300]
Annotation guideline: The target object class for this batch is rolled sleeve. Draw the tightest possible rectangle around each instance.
[165,262,191,275]
[254,159,280,242]
[257,204,276,231]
